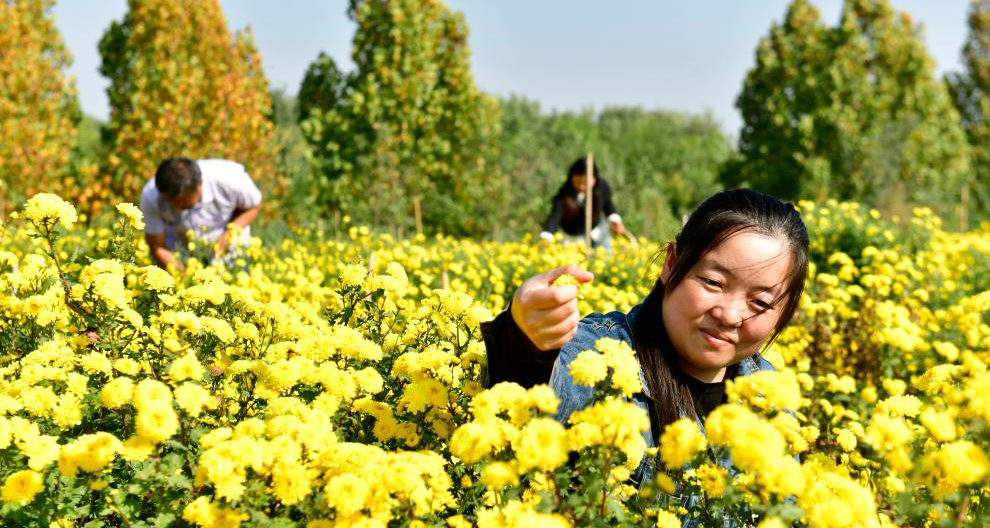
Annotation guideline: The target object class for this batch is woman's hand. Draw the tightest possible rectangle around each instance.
[510,265,593,351]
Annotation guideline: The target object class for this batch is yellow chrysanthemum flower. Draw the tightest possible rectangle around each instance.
[1,469,44,505]
[659,417,706,469]
[23,193,77,229]
[115,202,145,230]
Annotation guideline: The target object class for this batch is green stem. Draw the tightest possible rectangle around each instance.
[40,223,91,321]
[108,490,134,527]
[599,448,615,518]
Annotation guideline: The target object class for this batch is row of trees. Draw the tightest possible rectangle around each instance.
[292,0,730,239]
[271,88,730,240]
[296,0,990,235]
[2,0,989,237]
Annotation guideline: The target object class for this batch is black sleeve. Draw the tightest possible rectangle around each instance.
[480,304,560,388]
[542,195,564,233]
[598,177,618,217]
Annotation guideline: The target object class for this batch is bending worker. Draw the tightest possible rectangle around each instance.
[139,157,262,271]
[539,157,626,248]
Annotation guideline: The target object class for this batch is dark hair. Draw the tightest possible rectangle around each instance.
[554,157,605,211]
[566,157,601,180]
[632,188,809,442]
[155,157,202,197]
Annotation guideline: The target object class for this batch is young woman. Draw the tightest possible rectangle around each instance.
[481,188,809,485]
[539,157,626,248]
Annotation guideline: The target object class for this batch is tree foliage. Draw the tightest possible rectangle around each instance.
[726,0,970,218]
[268,88,316,222]
[0,0,79,214]
[299,0,500,237]
[947,0,990,225]
[99,0,280,212]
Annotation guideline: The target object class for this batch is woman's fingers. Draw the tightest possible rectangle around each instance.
[526,303,581,350]
[514,296,580,351]
[511,265,592,351]
[526,298,578,328]
[517,265,593,309]
[540,264,594,285]
[522,282,578,309]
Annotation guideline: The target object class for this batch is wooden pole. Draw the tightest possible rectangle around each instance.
[412,195,423,236]
[960,183,970,232]
[584,152,594,250]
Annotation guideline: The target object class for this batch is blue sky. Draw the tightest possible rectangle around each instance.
[54,1,971,135]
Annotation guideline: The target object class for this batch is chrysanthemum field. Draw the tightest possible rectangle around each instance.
[1,194,988,528]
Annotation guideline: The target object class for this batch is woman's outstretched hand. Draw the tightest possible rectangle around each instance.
[510,265,593,351]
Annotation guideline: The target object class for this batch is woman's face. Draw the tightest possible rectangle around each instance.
[660,230,792,382]
[570,174,595,194]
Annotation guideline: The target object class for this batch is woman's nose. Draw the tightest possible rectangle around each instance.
[711,296,745,328]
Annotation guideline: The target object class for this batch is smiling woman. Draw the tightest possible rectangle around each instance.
[481,188,810,492]
[664,230,795,383]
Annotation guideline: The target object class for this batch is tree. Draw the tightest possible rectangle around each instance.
[723,0,832,200]
[832,0,970,212]
[726,0,970,217]
[947,0,990,226]
[297,52,351,209]
[299,0,500,236]
[419,9,501,235]
[0,0,79,214]
[99,0,280,211]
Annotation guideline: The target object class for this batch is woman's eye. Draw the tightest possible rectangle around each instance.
[752,299,773,311]
[700,277,721,288]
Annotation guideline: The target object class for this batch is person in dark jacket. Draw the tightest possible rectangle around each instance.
[540,157,626,248]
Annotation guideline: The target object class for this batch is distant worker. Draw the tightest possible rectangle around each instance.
[139,157,262,271]
[539,157,626,248]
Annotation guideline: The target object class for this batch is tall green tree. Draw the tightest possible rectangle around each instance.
[832,0,970,212]
[0,0,79,214]
[948,0,990,225]
[726,0,970,217]
[99,0,280,210]
[423,11,501,235]
[722,0,832,200]
[299,0,499,236]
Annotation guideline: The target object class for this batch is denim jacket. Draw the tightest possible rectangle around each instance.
[548,304,778,526]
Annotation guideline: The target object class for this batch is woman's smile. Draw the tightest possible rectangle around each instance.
[699,328,734,347]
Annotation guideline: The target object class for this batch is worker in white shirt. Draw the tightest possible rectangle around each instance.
[139,157,261,271]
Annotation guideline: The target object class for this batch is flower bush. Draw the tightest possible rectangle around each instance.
[0,194,987,527]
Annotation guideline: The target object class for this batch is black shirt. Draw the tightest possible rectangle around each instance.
[542,176,620,236]
[683,374,727,418]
